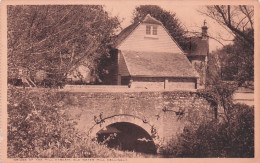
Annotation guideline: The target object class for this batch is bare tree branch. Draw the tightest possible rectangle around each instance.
[200,5,254,48]
[7,5,120,86]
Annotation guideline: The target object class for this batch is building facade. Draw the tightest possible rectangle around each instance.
[185,21,209,89]
[111,14,209,90]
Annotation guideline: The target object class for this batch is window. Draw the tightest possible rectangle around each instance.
[146,25,151,35]
[146,25,157,35]
[152,26,157,35]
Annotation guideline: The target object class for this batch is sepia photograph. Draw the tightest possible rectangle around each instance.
[0,0,258,162]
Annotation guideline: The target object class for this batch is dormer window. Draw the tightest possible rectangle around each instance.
[152,26,157,35]
[146,25,157,35]
[146,25,151,35]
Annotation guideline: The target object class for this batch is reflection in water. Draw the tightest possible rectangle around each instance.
[97,122,157,154]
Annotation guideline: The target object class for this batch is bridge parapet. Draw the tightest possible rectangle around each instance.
[56,89,214,145]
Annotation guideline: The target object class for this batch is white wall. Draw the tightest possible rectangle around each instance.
[130,77,196,90]
[118,23,183,53]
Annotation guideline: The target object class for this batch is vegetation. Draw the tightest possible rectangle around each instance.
[201,5,254,48]
[209,36,254,85]
[201,5,254,85]
[162,54,254,157]
[162,103,254,157]
[7,86,140,158]
[205,52,238,119]
[161,103,254,158]
[7,5,254,158]
[160,8,255,155]
[7,5,120,87]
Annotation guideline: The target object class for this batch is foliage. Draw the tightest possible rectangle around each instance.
[202,53,238,121]
[7,5,120,86]
[209,36,253,85]
[96,48,118,85]
[161,104,254,158]
[7,86,140,158]
[162,49,254,157]
[132,5,191,51]
[201,5,254,84]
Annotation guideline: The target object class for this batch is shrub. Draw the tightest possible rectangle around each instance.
[7,86,140,158]
[161,103,254,158]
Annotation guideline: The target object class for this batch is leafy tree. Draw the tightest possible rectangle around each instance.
[211,38,253,84]
[162,104,254,158]
[201,5,254,84]
[162,53,254,157]
[132,5,190,51]
[7,87,142,158]
[7,5,120,87]
[204,49,239,123]
[163,52,253,157]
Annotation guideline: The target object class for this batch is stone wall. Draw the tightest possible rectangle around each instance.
[57,89,214,145]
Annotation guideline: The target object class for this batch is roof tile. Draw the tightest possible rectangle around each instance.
[121,50,199,78]
[186,37,208,56]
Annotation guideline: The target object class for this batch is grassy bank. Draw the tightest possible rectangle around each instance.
[7,87,141,158]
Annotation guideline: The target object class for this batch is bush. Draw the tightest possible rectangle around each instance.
[161,104,254,158]
[7,86,140,158]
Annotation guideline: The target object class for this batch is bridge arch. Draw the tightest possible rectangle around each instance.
[87,114,160,148]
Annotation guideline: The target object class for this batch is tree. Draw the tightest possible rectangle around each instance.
[211,38,254,84]
[7,86,141,157]
[161,104,254,157]
[161,52,254,157]
[132,5,190,51]
[200,5,254,84]
[8,5,120,87]
[162,49,254,157]
[201,5,254,48]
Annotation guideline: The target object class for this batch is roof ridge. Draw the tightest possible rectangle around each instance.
[114,14,184,54]
[121,50,182,54]
[141,14,162,25]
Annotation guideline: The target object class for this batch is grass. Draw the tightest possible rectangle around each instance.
[7,86,142,158]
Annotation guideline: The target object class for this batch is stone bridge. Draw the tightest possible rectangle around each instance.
[59,86,215,153]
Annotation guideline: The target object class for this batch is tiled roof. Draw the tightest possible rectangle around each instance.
[186,37,208,56]
[114,14,163,48]
[121,50,199,78]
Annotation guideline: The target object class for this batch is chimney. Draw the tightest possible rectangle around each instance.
[202,20,208,40]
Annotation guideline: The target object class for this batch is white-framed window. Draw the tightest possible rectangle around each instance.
[152,26,157,35]
[146,25,157,35]
[146,25,151,35]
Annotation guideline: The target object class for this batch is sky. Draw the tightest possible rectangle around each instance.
[103,2,234,52]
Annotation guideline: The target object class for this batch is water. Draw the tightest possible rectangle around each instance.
[136,152,165,158]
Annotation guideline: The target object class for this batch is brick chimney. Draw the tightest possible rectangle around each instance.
[202,20,208,40]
